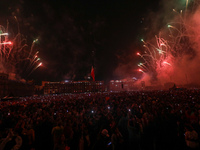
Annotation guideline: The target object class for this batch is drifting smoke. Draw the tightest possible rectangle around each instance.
[136,0,200,87]
[114,50,139,80]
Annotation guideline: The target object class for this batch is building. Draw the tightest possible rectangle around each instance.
[109,79,138,92]
[0,73,9,97]
[0,73,34,98]
[44,80,105,94]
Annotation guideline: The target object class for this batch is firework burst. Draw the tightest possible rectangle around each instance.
[137,0,200,85]
[0,20,42,81]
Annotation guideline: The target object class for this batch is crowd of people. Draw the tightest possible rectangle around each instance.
[0,89,200,150]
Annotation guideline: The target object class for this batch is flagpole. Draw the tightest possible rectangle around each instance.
[92,50,95,68]
[91,50,95,93]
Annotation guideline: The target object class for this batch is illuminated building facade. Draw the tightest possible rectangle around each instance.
[44,81,105,94]
[109,79,138,92]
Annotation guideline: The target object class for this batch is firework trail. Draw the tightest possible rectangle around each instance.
[27,62,42,78]
[0,19,42,80]
[137,0,200,86]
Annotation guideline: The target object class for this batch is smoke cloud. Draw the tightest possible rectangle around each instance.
[140,1,200,87]
[114,0,200,88]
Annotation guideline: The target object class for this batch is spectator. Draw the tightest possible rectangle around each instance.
[93,129,111,150]
[111,127,123,150]
[1,89,200,150]
[1,128,22,150]
[185,125,199,149]
[52,121,64,150]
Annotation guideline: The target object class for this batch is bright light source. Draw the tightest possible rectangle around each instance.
[168,25,172,28]
[138,69,144,73]
[0,41,12,45]
[137,52,140,56]
[33,39,38,43]
[0,33,8,36]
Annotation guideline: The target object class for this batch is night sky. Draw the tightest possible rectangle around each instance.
[0,0,184,84]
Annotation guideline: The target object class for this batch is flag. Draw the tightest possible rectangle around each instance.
[105,97,110,101]
[91,66,95,81]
